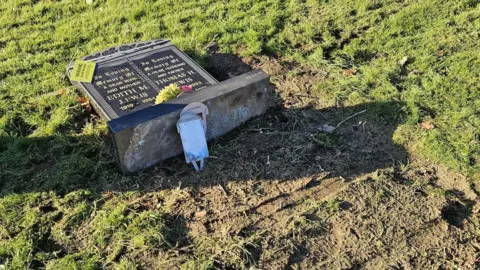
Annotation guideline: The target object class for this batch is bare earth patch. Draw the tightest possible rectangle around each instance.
[100,164,479,269]
[86,56,477,269]
[1,53,478,269]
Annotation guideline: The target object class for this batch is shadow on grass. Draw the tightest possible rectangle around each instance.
[0,53,408,195]
[0,53,411,268]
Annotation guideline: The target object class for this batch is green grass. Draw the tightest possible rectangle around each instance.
[0,0,479,268]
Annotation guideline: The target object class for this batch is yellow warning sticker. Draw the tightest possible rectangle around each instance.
[70,60,96,83]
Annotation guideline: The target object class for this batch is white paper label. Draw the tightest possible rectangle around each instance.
[178,118,209,163]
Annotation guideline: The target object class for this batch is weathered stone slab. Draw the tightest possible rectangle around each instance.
[108,69,271,173]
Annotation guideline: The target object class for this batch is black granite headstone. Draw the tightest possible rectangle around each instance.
[67,39,270,173]
[67,40,217,120]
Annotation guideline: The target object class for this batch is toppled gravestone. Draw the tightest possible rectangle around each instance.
[67,39,271,173]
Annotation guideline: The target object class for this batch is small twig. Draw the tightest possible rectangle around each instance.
[264,131,291,136]
[245,129,263,132]
[293,94,316,98]
[218,183,228,196]
[202,34,219,50]
[333,109,367,131]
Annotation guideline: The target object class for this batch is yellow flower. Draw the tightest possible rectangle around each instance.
[155,84,181,104]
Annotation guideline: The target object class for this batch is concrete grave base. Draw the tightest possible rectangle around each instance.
[108,69,271,173]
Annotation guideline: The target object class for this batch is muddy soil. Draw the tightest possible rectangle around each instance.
[89,54,480,269]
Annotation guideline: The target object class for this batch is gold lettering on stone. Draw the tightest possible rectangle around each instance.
[107,89,138,101]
